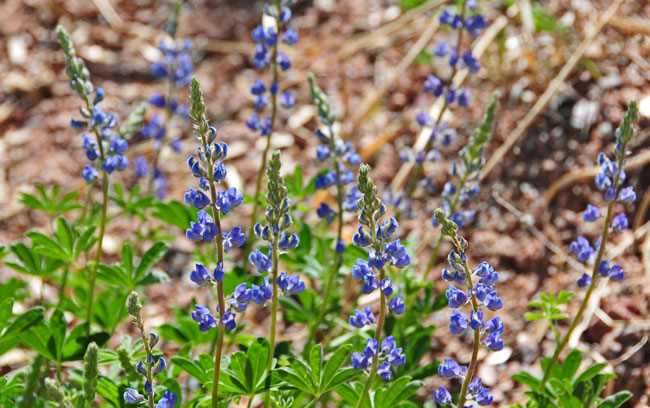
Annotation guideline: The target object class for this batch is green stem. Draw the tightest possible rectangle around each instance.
[200,126,228,408]
[137,321,155,408]
[538,201,614,390]
[538,138,627,391]
[244,11,281,269]
[399,170,469,330]
[247,395,254,408]
[264,236,280,408]
[305,124,344,353]
[452,236,481,408]
[356,217,386,408]
[397,0,467,219]
[86,119,109,335]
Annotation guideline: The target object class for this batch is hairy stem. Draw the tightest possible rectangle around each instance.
[356,216,386,408]
[245,11,281,269]
[86,123,109,335]
[264,237,280,408]
[538,139,627,391]
[453,237,480,408]
[398,0,467,219]
[305,124,345,352]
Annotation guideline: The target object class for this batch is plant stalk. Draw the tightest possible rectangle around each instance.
[245,9,282,268]
[264,236,280,408]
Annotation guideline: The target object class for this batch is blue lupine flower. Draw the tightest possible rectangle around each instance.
[612,213,628,232]
[82,165,99,183]
[380,278,393,296]
[349,306,376,328]
[190,264,212,286]
[223,227,246,252]
[246,113,261,131]
[583,204,601,222]
[434,386,452,405]
[446,285,467,308]
[435,41,450,56]
[124,388,145,403]
[280,91,294,108]
[570,236,595,262]
[351,352,370,370]
[316,202,336,224]
[186,210,219,242]
[577,273,592,288]
[476,387,494,405]
[191,305,217,332]
[251,78,266,95]
[618,186,636,203]
[470,310,484,330]
[283,28,298,44]
[388,295,405,314]
[184,188,210,209]
[252,24,265,42]
[377,362,392,381]
[450,309,468,334]
[134,155,148,177]
[608,264,624,280]
[438,358,463,378]
[424,74,443,96]
[156,390,178,408]
[277,272,306,295]
[249,249,273,273]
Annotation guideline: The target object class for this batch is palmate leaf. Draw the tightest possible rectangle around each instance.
[0,306,44,357]
[171,356,211,383]
[6,242,64,278]
[97,242,169,288]
[20,183,81,215]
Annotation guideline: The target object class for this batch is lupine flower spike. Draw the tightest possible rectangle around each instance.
[351,164,410,408]
[135,1,194,198]
[433,209,501,408]
[304,72,361,348]
[245,0,299,268]
[57,25,142,334]
[248,150,303,407]
[396,0,489,217]
[539,100,639,390]
[123,292,176,407]
[185,76,245,408]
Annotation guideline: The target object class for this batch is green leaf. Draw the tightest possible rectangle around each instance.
[321,344,352,391]
[18,319,54,360]
[55,217,75,255]
[513,371,541,390]
[171,356,211,383]
[49,309,67,363]
[561,350,582,380]
[290,358,316,393]
[0,298,13,331]
[321,368,358,393]
[524,312,546,321]
[248,338,270,391]
[277,368,314,394]
[309,344,323,387]
[134,242,169,281]
[377,377,422,408]
[136,270,171,286]
[598,391,632,408]
[0,306,44,342]
[573,362,607,385]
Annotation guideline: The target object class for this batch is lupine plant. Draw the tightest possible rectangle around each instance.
[184,76,245,407]
[393,0,488,218]
[346,165,411,407]
[245,0,300,265]
[513,102,639,408]
[432,209,502,407]
[136,0,194,198]
[304,72,361,348]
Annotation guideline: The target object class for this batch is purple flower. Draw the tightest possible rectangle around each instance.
[388,295,405,314]
[450,309,468,334]
[583,204,601,222]
[612,213,628,232]
[434,386,452,405]
[191,305,217,332]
